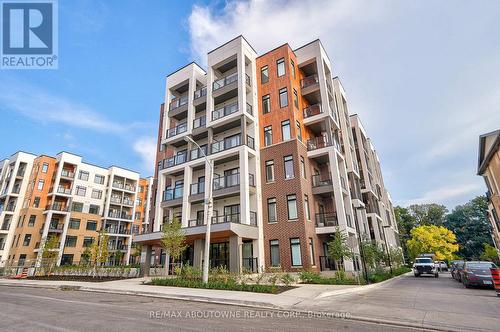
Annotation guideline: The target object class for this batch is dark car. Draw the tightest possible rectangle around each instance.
[461,261,498,288]
[450,260,465,281]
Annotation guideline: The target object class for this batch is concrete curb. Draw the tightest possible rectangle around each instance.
[315,272,412,299]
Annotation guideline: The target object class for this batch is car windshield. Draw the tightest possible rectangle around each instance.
[416,258,433,264]
[467,262,496,269]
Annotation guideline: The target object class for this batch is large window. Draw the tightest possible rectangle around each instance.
[75,186,86,197]
[279,88,288,108]
[78,171,89,181]
[287,194,298,220]
[261,65,269,83]
[291,59,296,79]
[33,197,40,208]
[296,121,302,142]
[304,194,310,220]
[277,58,285,77]
[265,160,275,182]
[71,202,83,212]
[281,120,291,141]
[89,204,100,215]
[264,126,273,146]
[293,89,298,108]
[284,155,294,179]
[267,198,277,223]
[23,234,31,246]
[270,240,280,267]
[290,238,302,266]
[91,189,102,199]
[300,156,306,178]
[94,174,105,184]
[37,179,44,190]
[28,215,36,227]
[86,220,97,231]
[41,163,49,173]
[262,94,270,114]
[83,237,94,247]
[69,218,80,229]
[65,236,77,247]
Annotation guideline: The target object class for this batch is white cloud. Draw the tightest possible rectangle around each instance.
[400,182,484,207]
[133,136,157,175]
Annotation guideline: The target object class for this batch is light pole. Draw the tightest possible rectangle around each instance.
[184,136,213,283]
[382,225,393,274]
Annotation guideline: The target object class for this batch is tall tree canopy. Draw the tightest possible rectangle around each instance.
[407,225,458,260]
[444,196,492,260]
[407,203,448,226]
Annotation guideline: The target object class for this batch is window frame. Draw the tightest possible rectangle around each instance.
[261,65,269,83]
[277,58,285,77]
[290,238,302,266]
[267,197,277,223]
[265,160,275,182]
[281,120,291,141]
[287,194,298,220]
[284,155,295,179]
[264,126,273,146]
[262,94,270,114]
[269,240,280,267]
[279,87,288,108]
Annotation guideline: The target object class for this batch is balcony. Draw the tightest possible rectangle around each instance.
[105,227,131,235]
[107,211,133,220]
[187,219,204,227]
[45,203,69,213]
[0,242,5,250]
[212,102,238,121]
[165,122,187,139]
[53,186,71,195]
[190,145,208,161]
[1,222,10,231]
[122,198,134,206]
[164,152,188,169]
[303,104,323,119]
[169,95,188,111]
[192,115,207,133]
[48,223,64,233]
[110,196,122,204]
[311,174,334,195]
[5,205,16,212]
[246,103,253,116]
[212,211,257,226]
[16,168,26,178]
[211,134,241,154]
[213,173,255,199]
[11,186,21,194]
[213,72,238,91]
[162,187,183,207]
[112,182,136,192]
[60,170,75,179]
[315,212,338,228]
[307,136,333,151]
[301,74,319,92]
[194,86,207,100]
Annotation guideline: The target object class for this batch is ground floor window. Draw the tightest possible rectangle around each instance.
[61,254,73,266]
[290,238,302,266]
[270,240,280,267]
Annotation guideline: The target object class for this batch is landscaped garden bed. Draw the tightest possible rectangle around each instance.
[27,275,131,282]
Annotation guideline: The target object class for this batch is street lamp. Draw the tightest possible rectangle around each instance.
[382,225,393,274]
[184,136,213,283]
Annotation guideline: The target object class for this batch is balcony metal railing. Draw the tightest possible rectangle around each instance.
[5,205,16,212]
[164,152,188,168]
[340,176,347,191]
[213,72,238,91]
[213,173,240,190]
[245,73,251,86]
[247,135,255,150]
[211,211,257,226]
[110,196,122,204]
[105,227,130,235]
[166,122,187,138]
[48,223,64,231]
[55,186,71,195]
[169,95,188,111]
[315,212,338,227]
[212,102,238,121]
[0,242,5,250]
[187,219,204,227]
[311,174,332,187]
[163,187,183,201]
[246,103,253,115]
[16,168,26,177]
[211,134,241,154]
[190,145,208,161]
[12,186,21,194]
[307,136,333,151]
[194,86,207,99]
[303,104,322,118]
[45,204,69,212]
[190,182,205,195]
[108,211,133,220]
[193,115,206,129]
[1,222,10,231]
[300,74,319,89]
[61,170,75,178]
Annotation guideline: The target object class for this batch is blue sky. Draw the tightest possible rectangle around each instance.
[1,0,499,209]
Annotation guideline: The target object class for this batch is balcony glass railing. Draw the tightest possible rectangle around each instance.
[190,145,208,161]
[211,211,257,226]
[211,135,241,154]
[315,212,338,227]
[312,174,332,187]
[246,103,253,115]
[108,211,133,220]
[307,136,333,151]
[187,219,204,227]
[303,104,322,118]
[194,86,207,99]
[61,170,75,178]
[213,173,240,190]
[163,187,183,201]
[166,122,187,138]
[213,72,238,91]
[193,115,206,129]
[45,203,68,212]
[190,182,205,195]
[164,152,188,168]
[169,95,188,111]
[300,74,319,89]
[212,102,238,121]
[245,73,251,86]
[56,186,71,195]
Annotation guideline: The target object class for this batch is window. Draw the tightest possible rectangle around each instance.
[291,59,296,79]
[277,58,285,77]
[83,237,94,247]
[261,65,269,83]
[135,212,141,220]
[23,234,31,246]
[41,163,49,173]
[279,87,288,108]
[265,160,275,182]
[75,186,86,197]
[37,180,44,190]
[91,189,102,199]
[267,198,277,223]
[284,155,294,179]
[33,197,40,208]
[88,204,100,215]
[290,238,302,266]
[71,202,83,212]
[270,240,280,267]
[262,94,270,114]
[28,215,36,227]
[65,236,77,247]
[296,121,302,142]
[281,120,291,141]
[69,218,80,229]
[94,174,105,184]
[309,238,315,265]
[264,126,273,146]
[300,156,306,178]
[86,220,97,231]
[78,171,89,181]
[287,194,298,220]
[293,89,298,108]
[304,195,311,220]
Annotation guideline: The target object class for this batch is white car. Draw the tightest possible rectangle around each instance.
[434,261,448,271]
[413,257,439,277]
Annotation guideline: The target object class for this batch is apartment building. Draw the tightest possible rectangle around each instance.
[478,130,500,255]
[2,151,144,267]
[136,36,400,274]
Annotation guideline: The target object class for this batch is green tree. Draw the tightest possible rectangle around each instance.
[480,243,499,264]
[161,218,187,274]
[114,250,124,266]
[90,230,109,266]
[407,225,458,260]
[81,247,91,265]
[408,203,448,226]
[360,238,385,271]
[444,196,493,260]
[40,235,60,275]
[394,206,416,261]
[327,227,352,271]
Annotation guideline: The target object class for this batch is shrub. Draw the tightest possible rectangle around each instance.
[149,277,279,294]
[298,270,322,283]
[280,273,295,286]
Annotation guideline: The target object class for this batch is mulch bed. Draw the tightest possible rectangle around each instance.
[27,276,135,282]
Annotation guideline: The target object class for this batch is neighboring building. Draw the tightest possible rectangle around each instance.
[135,36,400,274]
[1,151,145,267]
[478,130,500,255]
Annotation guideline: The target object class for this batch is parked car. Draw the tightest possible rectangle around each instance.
[451,261,465,281]
[461,261,498,288]
[413,256,439,277]
[434,261,448,272]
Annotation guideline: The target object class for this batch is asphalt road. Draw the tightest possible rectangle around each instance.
[298,272,500,331]
[0,285,422,332]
